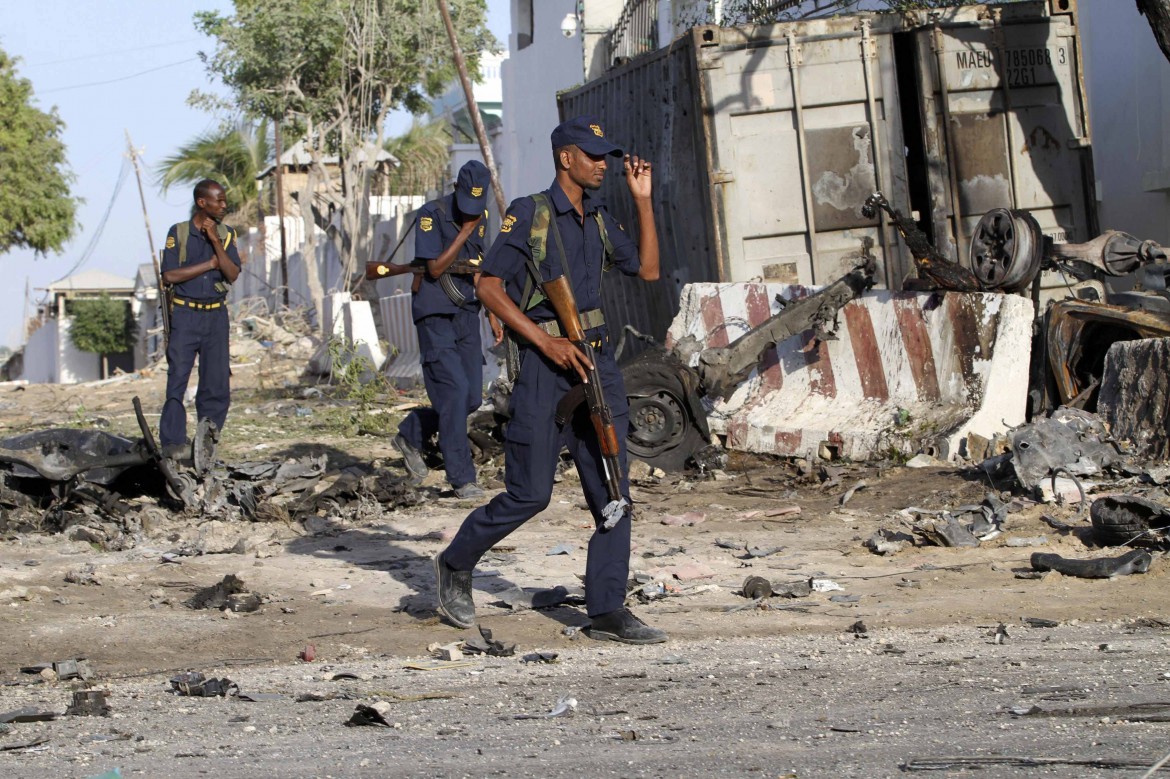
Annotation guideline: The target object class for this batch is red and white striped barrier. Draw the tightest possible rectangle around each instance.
[666,284,1033,461]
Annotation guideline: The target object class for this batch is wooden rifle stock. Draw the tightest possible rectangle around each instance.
[544,276,627,525]
[542,276,585,341]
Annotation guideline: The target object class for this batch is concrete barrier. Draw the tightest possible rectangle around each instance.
[1100,337,1170,462]
[665,284,1033,461]
[309,293,386,378]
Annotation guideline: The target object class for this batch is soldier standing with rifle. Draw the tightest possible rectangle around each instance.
[158,179,240,459]
[433,116,665,644]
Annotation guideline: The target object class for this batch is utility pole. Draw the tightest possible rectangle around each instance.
[125,130,157,260]
[436,0,507,216]
[126,130,168,358]
[273,119,290,307]
[22,277,30,347]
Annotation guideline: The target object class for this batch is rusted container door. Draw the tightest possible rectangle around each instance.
[914,2,1095,264]
[697,19,913,289]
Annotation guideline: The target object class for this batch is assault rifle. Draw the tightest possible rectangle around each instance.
[365,258,483,306]
[155,250,172,349]
[364,258,482,280]
[544,275,629,530]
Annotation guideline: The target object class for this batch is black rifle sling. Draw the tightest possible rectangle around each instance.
[430,199,471,309]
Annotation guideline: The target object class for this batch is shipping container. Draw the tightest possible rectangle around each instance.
[558,0,1095,343]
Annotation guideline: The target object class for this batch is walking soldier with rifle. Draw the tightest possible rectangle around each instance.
[383,160,502,499]
[433,116,666,644]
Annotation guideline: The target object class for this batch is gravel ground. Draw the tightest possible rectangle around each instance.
[3,621,1170,778]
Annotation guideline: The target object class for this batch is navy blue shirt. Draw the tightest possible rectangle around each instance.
[161,220,242,301]
[481,181,640,324]
[411,194,487,322]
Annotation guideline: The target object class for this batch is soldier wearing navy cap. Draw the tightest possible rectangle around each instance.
[158,179,241,457]
[392,160,501,499]
[433,116,667,644]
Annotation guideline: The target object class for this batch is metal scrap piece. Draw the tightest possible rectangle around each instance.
[65,690,110,717]
[0,707,57,723]
[346,703,392,727]
[1030,549,1153,579]
[1009,408,1124,492]
[0,429,147,484]
[689,259,875,398]
[169,671,237,697]
[496,584,583,611]
[915,514,980,548]
[274,455,328,483]
[230,462,281,480]
[862,192,983,292]
[463,626,516,657]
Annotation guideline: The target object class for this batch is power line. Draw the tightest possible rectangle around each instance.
[25,39,200,68]
[39,58,199,95]
[61,159,131,279]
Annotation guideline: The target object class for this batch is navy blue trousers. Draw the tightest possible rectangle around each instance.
[398,309,484,488]
[160,304,231,448]
[444,334,631,617]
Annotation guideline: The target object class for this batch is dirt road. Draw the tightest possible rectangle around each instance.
[1,366,1168,777]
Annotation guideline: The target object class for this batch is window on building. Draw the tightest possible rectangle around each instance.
[517,0,534,49]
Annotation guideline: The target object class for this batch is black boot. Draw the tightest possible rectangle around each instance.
[433,553,475,628]
[587,608,667,644]
[393,435,428,486]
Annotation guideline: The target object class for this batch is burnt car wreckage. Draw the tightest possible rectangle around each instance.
[615,191,1170,473]
[0,395,422,537]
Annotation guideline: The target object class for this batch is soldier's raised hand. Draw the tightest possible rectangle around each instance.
[624,154,652,200]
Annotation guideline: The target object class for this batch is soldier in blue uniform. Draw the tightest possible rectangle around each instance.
[158,179,241,457]
[393,160,500,499]
[433,117,666,644]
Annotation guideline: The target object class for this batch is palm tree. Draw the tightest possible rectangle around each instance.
[383,119,452,196]
[155,118,272,229]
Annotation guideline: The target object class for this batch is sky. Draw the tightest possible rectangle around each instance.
[1,0,511,350]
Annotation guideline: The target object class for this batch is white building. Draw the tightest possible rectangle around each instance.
[132,263,165,369]
[429,49,506,129]
[21,270,136,384]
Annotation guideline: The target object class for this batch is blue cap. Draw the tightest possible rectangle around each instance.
[455,160,490,215]
[551,115,623,158]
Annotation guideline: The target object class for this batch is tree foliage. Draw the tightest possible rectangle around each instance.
[68,295,136,363]
[194,0,495,318]
[676,0,989,25]
[383,119,453,196]
[155,118,272,228]
[1137,0,1170,64]
[0,47,79,255]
